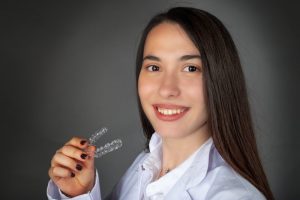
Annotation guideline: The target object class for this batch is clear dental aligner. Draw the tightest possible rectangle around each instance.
[89,127,108,146]
[93,139,122,158]
[88,127,123,158]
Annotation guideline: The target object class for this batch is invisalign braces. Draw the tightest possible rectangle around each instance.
[88,127,122,158]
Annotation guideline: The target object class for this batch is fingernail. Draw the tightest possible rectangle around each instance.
[71,172,75,177]
[80,140,87,145]
[81,153,87,159]
[76,164,82,171]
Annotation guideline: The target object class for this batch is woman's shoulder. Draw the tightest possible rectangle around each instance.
[201,163,266,200]
[185,145,266,199]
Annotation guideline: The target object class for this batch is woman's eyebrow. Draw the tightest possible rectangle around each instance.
[143,55,160,62]
[143,54,201,62]
[180,55,201,61]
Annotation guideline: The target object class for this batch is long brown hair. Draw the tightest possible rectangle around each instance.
[135,7,274,200]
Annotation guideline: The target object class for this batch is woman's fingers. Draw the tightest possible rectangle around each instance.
[48,136,96,197]
[50,165,74,178]
[65,137,89,149]
[84,145,96,169]
[49,137,95,181]
[60,145,88,161]
[51,152,84,172]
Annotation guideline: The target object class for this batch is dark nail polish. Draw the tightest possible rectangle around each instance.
[81,153,87,159]
[71,172,75,177]
[76,164,82,171]
[80,140,87,145]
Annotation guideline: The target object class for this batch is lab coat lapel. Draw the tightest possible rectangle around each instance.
[186,138,212,188]
[164,138,213,199]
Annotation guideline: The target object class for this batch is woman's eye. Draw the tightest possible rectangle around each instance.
[146,65,160,71]
[183,65,200,72]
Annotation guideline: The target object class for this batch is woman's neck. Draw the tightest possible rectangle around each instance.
[160,131,210,173]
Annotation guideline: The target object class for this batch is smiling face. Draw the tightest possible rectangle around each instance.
[138,22,210,140]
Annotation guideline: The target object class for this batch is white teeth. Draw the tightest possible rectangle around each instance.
[157,108,185,115]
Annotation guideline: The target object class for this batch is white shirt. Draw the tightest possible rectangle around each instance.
[143,133,208,199]
[47,132,266,200]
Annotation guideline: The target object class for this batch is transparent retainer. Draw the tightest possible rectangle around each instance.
[88,127,122,158]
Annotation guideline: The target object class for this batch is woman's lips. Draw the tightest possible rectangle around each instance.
[153,104,189,121]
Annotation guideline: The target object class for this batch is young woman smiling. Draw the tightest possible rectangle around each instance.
[47,7,274,200]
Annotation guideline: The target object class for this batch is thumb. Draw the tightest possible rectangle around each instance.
[85,145,96,169]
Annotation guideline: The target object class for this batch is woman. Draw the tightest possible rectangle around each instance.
[47,7,274,200]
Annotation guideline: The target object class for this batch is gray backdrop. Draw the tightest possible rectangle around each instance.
[2,0,299,199]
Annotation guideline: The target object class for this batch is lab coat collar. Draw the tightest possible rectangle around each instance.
[147,132,214,189]
[184,137,213,189]
[164,136,214,199]
[148,132,161,152]
[141,133,162,176]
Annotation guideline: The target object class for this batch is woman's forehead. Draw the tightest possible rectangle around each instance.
[144,23,200,57]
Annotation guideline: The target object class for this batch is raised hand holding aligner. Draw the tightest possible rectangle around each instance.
[88,127,122,158]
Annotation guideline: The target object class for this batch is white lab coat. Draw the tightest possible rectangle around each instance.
[47,133,266,200]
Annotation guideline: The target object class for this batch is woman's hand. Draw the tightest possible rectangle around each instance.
[48,137,96,197]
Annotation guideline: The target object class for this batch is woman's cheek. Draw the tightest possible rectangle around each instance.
[138,77,154,101]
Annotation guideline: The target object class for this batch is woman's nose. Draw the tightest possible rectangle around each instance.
[158,73,180,98]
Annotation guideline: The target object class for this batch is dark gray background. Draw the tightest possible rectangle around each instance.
[2,0,299,199]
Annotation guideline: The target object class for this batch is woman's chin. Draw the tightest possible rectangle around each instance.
[155,129,186,139]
